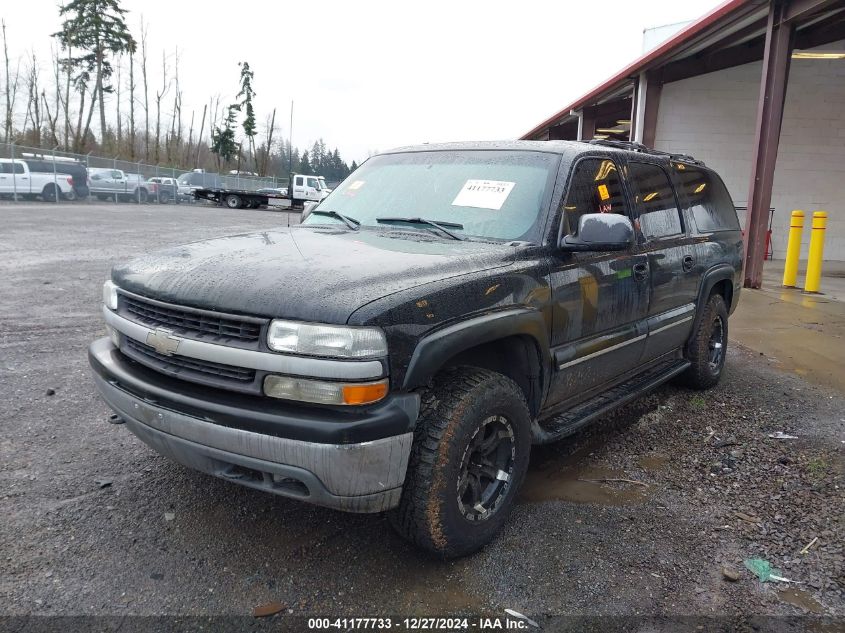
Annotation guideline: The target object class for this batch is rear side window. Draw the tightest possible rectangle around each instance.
[562,158,628,235]
[3,162,25,174]
[627,162,682,239]
[673,165,740,232]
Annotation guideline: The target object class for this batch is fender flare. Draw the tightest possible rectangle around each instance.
[402,308,552,393]
[691,264,735,334]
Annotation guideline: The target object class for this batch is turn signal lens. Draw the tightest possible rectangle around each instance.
[264,375,388,406]
[342,381,389,405]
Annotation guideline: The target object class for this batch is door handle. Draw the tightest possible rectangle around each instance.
[633,262,649,281]
[682,255,694,272]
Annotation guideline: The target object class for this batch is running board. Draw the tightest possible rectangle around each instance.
[533,359,690,444]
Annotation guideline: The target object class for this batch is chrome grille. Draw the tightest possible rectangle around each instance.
[124,337,257,384]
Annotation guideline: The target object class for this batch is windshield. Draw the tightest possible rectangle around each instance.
[302,150,559,241]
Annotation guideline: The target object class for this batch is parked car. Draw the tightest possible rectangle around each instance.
[0,158,75,201]
[176,171,223,200]
[88,168,154,202]
[147,177,180,204]
[20,155,90,199]
[89,140,742,558]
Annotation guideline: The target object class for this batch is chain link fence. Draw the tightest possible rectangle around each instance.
[0,142,284,204]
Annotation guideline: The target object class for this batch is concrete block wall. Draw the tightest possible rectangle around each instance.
[653,40,845,261]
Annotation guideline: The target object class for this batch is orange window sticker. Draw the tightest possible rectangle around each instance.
[597,184,610,201]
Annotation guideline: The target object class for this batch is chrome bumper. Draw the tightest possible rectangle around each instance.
[92,371,413,513]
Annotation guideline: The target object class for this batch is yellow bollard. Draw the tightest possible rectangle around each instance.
[782,210,804,288]
[803,211,827,293]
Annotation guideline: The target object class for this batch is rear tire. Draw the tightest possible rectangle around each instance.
[679,293,728,390]
[225,194,242,209]
[41,184,59,202]
[158,191,171,204]
[388,367,531,558]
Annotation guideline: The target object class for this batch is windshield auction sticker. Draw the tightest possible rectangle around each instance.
[452,179,515,210]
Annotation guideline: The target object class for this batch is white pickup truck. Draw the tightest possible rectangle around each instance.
[0,159,76,201]
[89,168,155,202]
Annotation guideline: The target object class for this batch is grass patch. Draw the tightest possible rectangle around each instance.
[806,457,829,479]
[690,395,706,408]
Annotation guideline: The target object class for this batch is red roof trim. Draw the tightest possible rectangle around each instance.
[519,0,756,139]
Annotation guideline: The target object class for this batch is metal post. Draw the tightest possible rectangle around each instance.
[10,142,17,201]
[137,160,142,204]
[743,3,794,289]
[113,156,118,203]
[803,212,827,293]
[52,146,59,204]
[782,210,804,288]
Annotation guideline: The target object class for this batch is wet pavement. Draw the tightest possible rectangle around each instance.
[731,282,845,392]
[0,204,842,625]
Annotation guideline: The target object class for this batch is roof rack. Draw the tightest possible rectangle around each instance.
[586,139,705,166]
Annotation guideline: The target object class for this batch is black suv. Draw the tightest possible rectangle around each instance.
[89,140,742,557]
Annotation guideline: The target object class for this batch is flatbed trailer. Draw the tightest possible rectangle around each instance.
[193,187,307,210]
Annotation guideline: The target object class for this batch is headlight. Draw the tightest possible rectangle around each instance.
[264,375,388,405]
[267,320,387,358]
[103,280,118,310]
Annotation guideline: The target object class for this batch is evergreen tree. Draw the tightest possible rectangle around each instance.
[237,61,256,170]
[54,0,136,149]
[210,103,239,169]
[299,150,311,174]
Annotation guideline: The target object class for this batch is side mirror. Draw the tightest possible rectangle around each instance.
[560,213,634,252]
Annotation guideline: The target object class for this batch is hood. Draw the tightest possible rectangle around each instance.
[112,226,513,323]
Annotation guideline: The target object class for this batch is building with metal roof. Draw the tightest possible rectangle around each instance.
[521,0,845,288]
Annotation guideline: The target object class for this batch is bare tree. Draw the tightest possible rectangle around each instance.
[41,43,63,147]
[128,46,135,159]
[140,19,149,161]
[62,40,72,148]
[261,108,276,176]
[185,108,194,166]
[154,49,170,163]
[115,56,122,150]
[3,19,21,143]
[23,53,42,146]
[194,103,206,168]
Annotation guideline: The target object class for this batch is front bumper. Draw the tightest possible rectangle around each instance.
[89,338,417,512]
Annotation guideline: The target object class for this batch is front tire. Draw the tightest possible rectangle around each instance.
[225,194,242,209]
[680,293,728,389]
[388,367,531,558]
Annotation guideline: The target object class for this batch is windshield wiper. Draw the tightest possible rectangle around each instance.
[309,209,360,230]
[376,216,464,241]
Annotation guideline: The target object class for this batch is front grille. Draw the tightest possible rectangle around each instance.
[124,337,256,384]
[123,294,262,342]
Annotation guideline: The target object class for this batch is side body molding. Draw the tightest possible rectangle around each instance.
[402,308,552,392]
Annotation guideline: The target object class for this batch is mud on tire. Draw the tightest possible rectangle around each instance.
[679,293,728,390]
[388,367,531,558]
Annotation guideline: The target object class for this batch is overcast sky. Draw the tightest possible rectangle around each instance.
[2,0,724,163]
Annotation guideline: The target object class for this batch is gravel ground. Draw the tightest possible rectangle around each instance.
[0,204,842,628]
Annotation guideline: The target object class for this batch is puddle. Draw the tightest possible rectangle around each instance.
[521,446,649,505]
[777,588,824,613]
[637,454,669,471]
[396,561,483,614]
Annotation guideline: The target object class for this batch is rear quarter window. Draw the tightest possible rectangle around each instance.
[673,165,739,232]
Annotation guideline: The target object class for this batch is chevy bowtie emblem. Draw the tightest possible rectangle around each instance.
[146,327,181,356]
